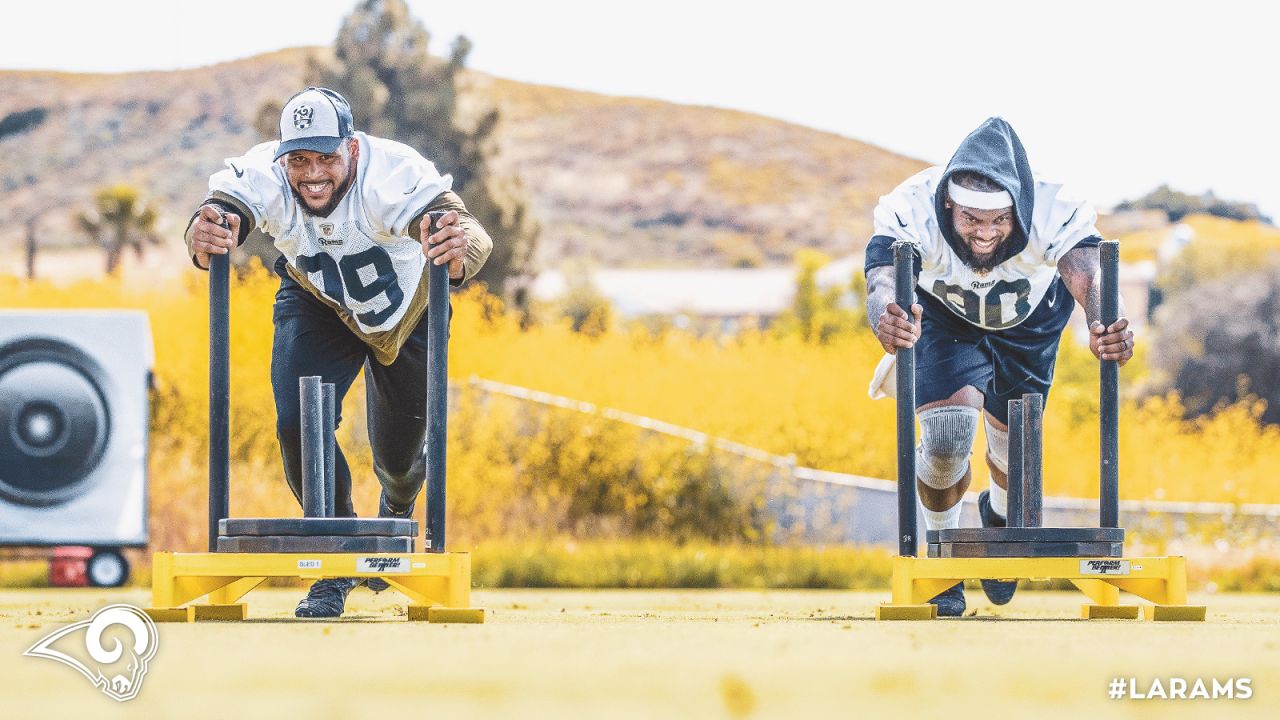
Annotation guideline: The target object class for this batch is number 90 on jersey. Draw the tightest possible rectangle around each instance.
[931,278,1032,329]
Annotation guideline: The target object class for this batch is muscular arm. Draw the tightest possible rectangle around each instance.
[1058,245,1101,324]
[183,192,254,270]
[1057,244,1128,323]
[1057,244,1134,364]
[865,264,921,353]
[408,190,493,286]
[866,265,895,334]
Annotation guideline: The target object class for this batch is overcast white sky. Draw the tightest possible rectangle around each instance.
[4,0,1277,218]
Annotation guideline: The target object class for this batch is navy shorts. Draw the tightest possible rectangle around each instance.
[914,286,1073,425]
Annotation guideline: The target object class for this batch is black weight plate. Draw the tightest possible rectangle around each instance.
[927,541,1123,558]
[927,527,1124,544]
[216,535,415,553]
[219,518,418,537]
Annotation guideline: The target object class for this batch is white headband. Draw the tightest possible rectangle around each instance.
[947,179,1013,210]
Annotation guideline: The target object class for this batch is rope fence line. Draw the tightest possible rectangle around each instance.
[468,377,791,467]
[465,377,1280,530]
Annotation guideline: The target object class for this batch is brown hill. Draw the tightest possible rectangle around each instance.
[0,50,313,276]
[472,74,928,267]
[0,47,932,276]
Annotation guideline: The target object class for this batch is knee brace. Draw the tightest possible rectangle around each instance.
[984,415,1009,474]
[915,406,980,489]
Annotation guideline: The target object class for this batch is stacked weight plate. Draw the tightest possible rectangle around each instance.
[215,376,417,553]
[217,518,418,552]
[926,392,1124,559]
[926,527,1124,558]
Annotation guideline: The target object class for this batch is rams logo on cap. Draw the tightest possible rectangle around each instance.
[293,104,314,130]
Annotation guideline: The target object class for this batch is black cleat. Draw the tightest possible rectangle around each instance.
[929,582,966,617]
[377,492,416,520]
[365,494,417,593]
[295,578,360,618]
[978,489,1018,605]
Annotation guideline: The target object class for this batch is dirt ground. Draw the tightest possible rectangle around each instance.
[1,587,1276,719]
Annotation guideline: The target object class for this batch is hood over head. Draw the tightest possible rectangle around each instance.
[934,117,1035,262]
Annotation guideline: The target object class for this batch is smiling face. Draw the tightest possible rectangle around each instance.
[282,139,358,217]
[948,203,1016,272]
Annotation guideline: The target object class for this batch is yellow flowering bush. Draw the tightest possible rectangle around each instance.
[3,260,1278,554]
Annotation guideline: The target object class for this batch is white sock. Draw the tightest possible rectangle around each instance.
[989,481,1008,518]
[922,500,962,530]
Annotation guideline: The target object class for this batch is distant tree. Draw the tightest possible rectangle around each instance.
[1116,184,1272,225]
[0,107,46,140]
[77,185,160,274]
[560,284,614,338]
[791,250,822,342]
[24,213,41,280]
[553,261,614,337]
[1150,263,1280,423]
[773,250,863,343]
[313,0,540,303]
[253,99,283,143]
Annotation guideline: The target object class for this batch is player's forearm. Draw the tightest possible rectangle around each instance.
[1058,245,1125,325]
[183,193,253,269]
[865,266,896,334]
[414,191,493,285]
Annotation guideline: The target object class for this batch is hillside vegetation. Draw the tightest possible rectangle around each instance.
[473,74,928,267]
[1,48,929,274]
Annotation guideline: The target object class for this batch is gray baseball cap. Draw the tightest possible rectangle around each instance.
[274,87,355,160]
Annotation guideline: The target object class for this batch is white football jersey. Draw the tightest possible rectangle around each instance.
[208,132,451,335]
[873,167,1099,330]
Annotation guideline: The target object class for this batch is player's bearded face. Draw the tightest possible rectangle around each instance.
[950,204,1015,272]
[284,143,358,217]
